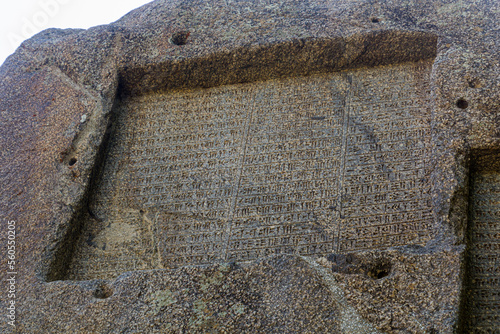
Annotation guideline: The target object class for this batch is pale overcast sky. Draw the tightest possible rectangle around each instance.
[0,0,152,66]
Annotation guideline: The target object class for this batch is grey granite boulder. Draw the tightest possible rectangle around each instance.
[0,0,498,332]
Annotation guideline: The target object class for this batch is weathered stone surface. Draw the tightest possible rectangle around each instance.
[0,0,498,333]
[66,60,435,281]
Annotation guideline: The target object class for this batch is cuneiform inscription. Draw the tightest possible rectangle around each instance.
[66,60,435,280]
[464,167,500,332]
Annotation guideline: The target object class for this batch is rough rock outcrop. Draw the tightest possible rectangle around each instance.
[0,0,498,333]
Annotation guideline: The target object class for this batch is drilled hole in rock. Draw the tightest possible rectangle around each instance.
[93,283,113,299]
[371,17,380,23]
[68,158,77,166]
[376,269,389,279]
[456,99,468,109]
[170,31,190,46]
[367,262,391,280]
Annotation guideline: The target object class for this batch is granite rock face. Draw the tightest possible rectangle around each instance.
[0,0,498,333]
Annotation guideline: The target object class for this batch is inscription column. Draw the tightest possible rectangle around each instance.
[226,75,348,261]
[465,156,500,331]
[339,62,434,251]
[111,88,252,268]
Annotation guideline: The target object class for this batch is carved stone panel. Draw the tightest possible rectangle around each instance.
[67,60,435,280]
[464,151,500,332]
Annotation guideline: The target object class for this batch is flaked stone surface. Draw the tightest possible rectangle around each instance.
[0,0,498,333]
[327,247,462,333]
[18,256,348,333]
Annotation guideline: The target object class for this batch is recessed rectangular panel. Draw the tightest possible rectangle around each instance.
[464,152,500,332]
[66,60,435,280]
